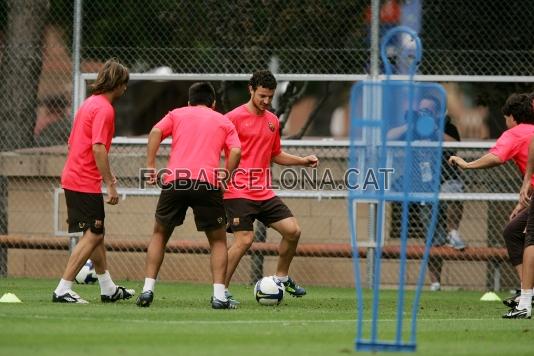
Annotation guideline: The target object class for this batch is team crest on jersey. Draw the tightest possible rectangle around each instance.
[268,121,275,132]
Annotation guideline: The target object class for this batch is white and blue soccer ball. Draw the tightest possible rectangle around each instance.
[75,259,98,284]
[254,276,285,306]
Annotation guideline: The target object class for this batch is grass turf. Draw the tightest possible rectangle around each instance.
[0,278,532,355]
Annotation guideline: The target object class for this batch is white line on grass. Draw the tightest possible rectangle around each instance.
[0,313,492,325]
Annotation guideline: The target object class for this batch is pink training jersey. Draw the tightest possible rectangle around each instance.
[224,104,282,201]
[155,105,241,186]
[61,95,115,193]
[489,123,534,185]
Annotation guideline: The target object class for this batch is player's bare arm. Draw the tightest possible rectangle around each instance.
[272,151,319,167]
[448,153,502,170]
[519,136,534,207]
[93,143,118,205]
[225,147,241,182]
[145,127,163,185]
[509,203,526,221]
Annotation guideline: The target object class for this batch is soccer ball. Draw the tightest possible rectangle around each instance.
[75,259,98,284]
[254,276,285,306]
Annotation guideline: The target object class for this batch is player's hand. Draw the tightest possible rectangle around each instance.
[145,167,157,185]
[509,203,526,221]
[216,169,230,193]
[303,155,319,168]
[105,182,119,205]
[519,181,532,208]
[448,156,468,169]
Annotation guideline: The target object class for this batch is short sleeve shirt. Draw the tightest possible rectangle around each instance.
[61,95,115,193]
[489,123,534,184]
[223,104,281,201]
[154,105,241,186]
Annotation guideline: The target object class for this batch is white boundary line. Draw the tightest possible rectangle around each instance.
[0,313,493,324]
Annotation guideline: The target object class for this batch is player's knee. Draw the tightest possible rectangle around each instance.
[284,225,301,242]
[83,229,104,249]
[154,221,173,239]
[235,232,254,249]
[88,219,105,236]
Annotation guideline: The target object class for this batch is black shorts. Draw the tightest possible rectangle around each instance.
[525,201,534,249]
[224,196,294,232]
[503,208,528,266]
[155,180,226,232]
[64,189,105,234]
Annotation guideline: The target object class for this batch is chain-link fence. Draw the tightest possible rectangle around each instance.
[0,141,525,290]
[1,1,533,291]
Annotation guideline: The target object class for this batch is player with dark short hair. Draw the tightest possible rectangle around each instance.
[136,81,242,309]
[223,70,319,304]
[449,93,534,316]
[503,93,534,319]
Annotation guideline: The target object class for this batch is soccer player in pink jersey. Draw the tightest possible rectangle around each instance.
[53,59,134,304]
[512,123,534,319]
[448,93,534,315]
[136,82,241,309]
[223,70,319,303]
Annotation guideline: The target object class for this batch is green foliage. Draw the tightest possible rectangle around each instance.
[48,0,73,30]
[421,0,534,75]
[41,0,366,72]
[422,0,531,51]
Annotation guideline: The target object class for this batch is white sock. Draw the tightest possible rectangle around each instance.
[518,289,533,311]
[274,275,288,283]
[213,283,227,301]
[97,271,117,296]
[143,278,156,293]
[54,279,73,295]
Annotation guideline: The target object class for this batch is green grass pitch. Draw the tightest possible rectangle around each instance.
[0,278,532,355]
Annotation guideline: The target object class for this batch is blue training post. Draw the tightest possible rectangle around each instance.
[348,26,447,352]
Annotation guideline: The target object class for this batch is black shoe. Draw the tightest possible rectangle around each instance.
[101,286,135,303]
[136,290,154,308]
[211,296,238,309]
[52,290,89,304]
[503,290,534,309]
[503,290,521,309]
[282,277,307,297]
[502,307,531,319]
[225,290,240,305]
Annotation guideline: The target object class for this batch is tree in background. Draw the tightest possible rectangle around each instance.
[0,0,49,151]
[0,0,49,261]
